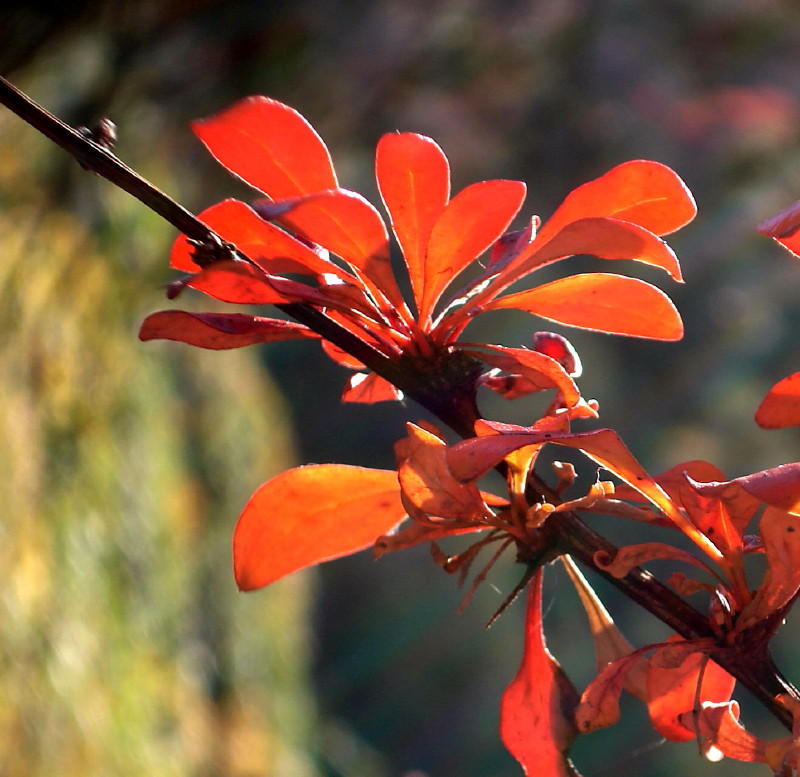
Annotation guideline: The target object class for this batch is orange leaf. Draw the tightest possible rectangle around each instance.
[192,96,337,199]
[341,372,403,403]
[266,189,406,310]
[594,542,716,580]
[172,260,292,305]
[233,464,406,590]
[170,199,351,279]
[139,311,318,350]
[509,217,683,282]
[395,423,488,521]
[692,702,767,764]
[647,636,735,742]
[562,556,647,700]
[463,345,582,408]
[736,506,800,629]
[756,372,800,429]
[376,133,450,310]
[757,199,800,259]
[576,646,653,733]
[500,570,580,776]
[722,463,800,516]
[540,159,697,239]
[448,427,723,562]
[487,273,683,340]
[420,179,527,321]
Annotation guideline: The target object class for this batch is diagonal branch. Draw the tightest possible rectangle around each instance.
[1,74,795,730]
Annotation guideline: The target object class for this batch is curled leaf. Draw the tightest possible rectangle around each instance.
[594,542,717,581]
[396,423,488,521]
[646,636,735,742]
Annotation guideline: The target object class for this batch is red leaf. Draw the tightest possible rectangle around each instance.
[487,273,684,340]
[576,646,653,733]
[233,464,406,590]
[448,427,723,562]
[341,372,403,403]
[757,199,800,259]
[420,179,527,321]
[192,97,337,199]
[736,506,800,629]
[541,160,697,239]
[500,570,580,776]
[376,133,450,310]
[139,311,318,349]
[595,542,716,580]
[172,260,292,305]
[395,423,488,521]
[266,189,406,310]
[171,199,351,279]
[692,702,767,763]
[721,463,800,515]
[647,636,735,742]
[509,216,683,282]
[756,372,800,429]
[463,345,582,408]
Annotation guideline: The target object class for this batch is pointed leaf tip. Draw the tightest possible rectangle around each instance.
[501,570,580,776]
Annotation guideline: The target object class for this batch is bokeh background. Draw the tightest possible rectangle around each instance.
[2,1,800,775]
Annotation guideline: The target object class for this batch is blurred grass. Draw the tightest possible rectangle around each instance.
[0,67,318,777]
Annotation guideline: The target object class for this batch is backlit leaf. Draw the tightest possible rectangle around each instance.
[540,160,697,239]
[170,199,350,279]
[463,345,581,408]
[487,273,683,340]
[139,311,318,350]
[448,427,723,562]
[691,702,767,764]
[233,464,406,590]
[192,96,338,199]
[421,179,527,321]
[562,556,647,700]
[341,372,403,403]
[171,260,292,305]
[264,189,406,310]
[376,133,450,310]
[756,372,800,429]
[757,199,800,259]
[594,542,716,580]
[395,423,488,521]
[500,570,580,776]
[647,636,735,742]
[509,217,683,282]
[736,506,800,629]
[576,647,653,733]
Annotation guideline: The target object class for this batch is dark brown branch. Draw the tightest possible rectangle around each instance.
[1,74,795,730]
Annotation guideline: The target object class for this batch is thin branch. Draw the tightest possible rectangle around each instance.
[1,74,795,730]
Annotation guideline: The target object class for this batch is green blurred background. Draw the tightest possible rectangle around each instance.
[2,1,800,775]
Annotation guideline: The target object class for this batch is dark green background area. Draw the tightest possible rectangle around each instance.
[2,2,800,775]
